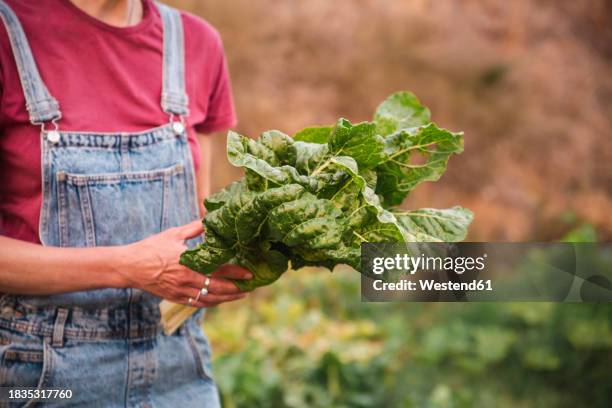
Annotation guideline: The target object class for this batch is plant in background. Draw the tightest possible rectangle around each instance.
[207,257,612,408]
[181,91,472,290]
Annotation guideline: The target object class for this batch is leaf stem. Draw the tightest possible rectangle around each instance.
[388,157,445,169]
[311,158,332,176]
[393,211,458,221]
[347,204,367,219]
[386,141,438,160]
[352,230,367,242]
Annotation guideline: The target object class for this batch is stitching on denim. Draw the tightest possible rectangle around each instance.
[120,134,130,173]
[56,173,68,247]
[3,349,43,363]
[61,164,185,185]
[0,2,61,124]
[78,183,96,247]
[40,339,52,391]
[182,324,212,381]
[161,170,170,230]
[38,133,49,245]
[158,3,189,116]
[19,339,51,408]
[0,319,162,341]
[51,308,69,348]
[55,123,172,137]
[48,124,180,150]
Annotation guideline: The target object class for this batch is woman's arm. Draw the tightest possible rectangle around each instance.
[0,221,252,307]
[0,132,249,304]
[0,235,128,294]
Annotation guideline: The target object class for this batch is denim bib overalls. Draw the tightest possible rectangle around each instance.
[0,2,220,407]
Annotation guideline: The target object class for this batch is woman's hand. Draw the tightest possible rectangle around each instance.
[119,220,253,307]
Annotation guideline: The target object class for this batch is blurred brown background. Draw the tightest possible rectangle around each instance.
[170,0,612,241]
[164,4,611,407]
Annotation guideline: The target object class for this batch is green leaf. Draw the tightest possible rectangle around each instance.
[235,184,306,244]
[205,189,256,242]
[351,190,411,244]
[267,194,344,247]
[260,130,297,165]
[293,244,361,270]
[233,249,290,291]
[360,168,378,190]
[293,126,332,143]
[317,155,412,245]
[181,91,471,291]
[180,229,235,274]
[227,131,314,191]
[204,180,246,212]
[327,119,385,169]
[293,141,328,174]
[375,123,464,205]
[373,91,431,135]
[395,206,473,242]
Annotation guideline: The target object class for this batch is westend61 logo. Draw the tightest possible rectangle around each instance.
[371,253,488,275]
[361,243,612,302]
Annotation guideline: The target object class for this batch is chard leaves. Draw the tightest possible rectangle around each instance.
[373,91,431,134]
[375,124,464,206]
[180,91,472,291]
[293,126,332,144]
[395,206,474,242]
[327,119,385,169]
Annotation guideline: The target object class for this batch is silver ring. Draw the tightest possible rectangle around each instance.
[199,277,211,297]
[188,297,194,305]
[194,289,202,303]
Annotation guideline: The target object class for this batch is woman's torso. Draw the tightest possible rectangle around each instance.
[0,0,235,243]
[0,2,224,404]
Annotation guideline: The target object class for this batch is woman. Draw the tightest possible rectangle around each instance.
[0,0,251,406]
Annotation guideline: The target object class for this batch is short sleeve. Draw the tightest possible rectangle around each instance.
[193,37,237,134]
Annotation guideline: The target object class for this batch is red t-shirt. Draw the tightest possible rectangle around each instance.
[0,0,237,243]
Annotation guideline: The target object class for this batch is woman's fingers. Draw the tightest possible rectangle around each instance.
[212,264,253,280]
[173,220,204,240]
[195,292,246,308]
[170,289,246,308]
[207,277,245,294]
[180,264,254,295]
[181,269,211,288]
[178,269,242,295]
[182,272,245,295]
[160,248,253,306]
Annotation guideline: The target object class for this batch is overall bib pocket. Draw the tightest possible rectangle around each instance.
[55,163,188,247]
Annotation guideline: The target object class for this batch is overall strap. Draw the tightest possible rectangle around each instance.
[157,2,189,117]
[0,1,61,124]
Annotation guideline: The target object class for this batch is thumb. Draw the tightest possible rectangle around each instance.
[175,220,204,240]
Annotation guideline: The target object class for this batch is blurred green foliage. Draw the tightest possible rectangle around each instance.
[204,228,611,407]
[561,224,598,243]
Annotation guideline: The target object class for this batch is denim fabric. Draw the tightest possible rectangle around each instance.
[0,2,220,406]
[158,3,189,116]
[0,1,61,123]
[33,124,200,308]
[0,299,218,407]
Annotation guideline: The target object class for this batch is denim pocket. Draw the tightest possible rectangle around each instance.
[56,163,187,247]
[183,324,214,382]
[0,334,52,408]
